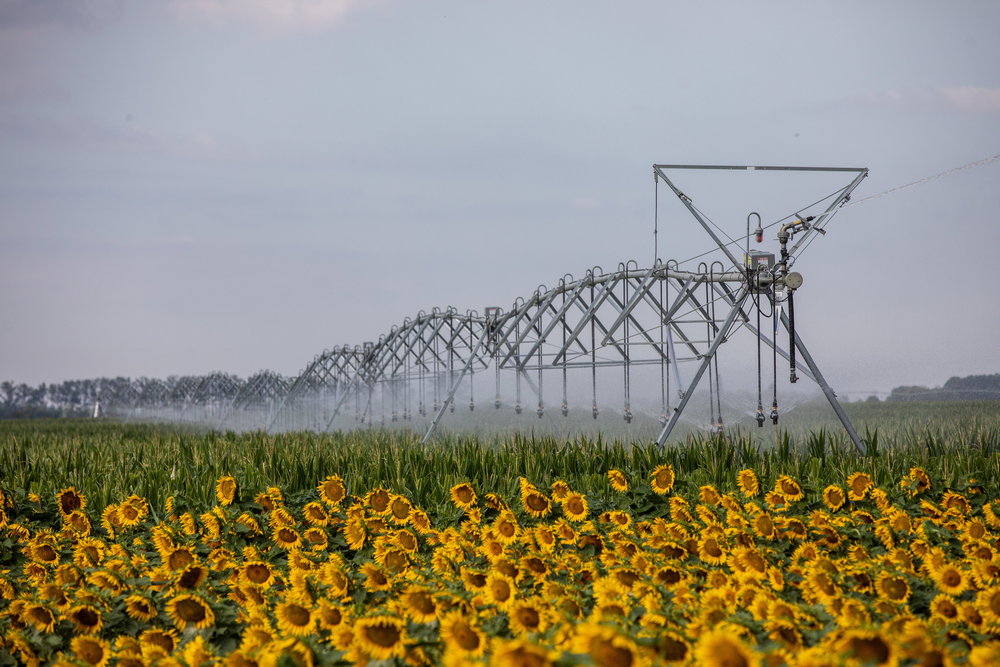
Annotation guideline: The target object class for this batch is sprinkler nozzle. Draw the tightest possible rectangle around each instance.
[755,406,765,427]
[770,402,779,424]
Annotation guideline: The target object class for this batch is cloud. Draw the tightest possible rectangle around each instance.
[169,0,367,34]
[852,86,1000,114]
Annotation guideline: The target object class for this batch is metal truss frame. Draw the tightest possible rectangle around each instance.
[98,164,870,453]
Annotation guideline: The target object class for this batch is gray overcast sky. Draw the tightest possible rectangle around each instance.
[1,0,998,396]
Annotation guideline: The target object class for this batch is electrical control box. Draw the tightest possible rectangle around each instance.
[744,251,775,272]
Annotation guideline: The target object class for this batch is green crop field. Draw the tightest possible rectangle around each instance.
[3,400,999,518]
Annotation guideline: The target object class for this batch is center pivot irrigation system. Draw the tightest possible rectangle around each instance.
[247,163,868,452]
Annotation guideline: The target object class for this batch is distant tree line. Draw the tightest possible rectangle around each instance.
[886,374,1000,402]
[0,374,245,419]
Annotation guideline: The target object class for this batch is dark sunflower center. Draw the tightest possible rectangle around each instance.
[176,598,207,622]
[365,621,401,647]
[285,604,311,627]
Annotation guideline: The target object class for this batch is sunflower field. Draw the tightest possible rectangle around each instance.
[5,422,1000,666]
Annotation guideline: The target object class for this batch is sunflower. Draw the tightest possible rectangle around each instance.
[731,547,768,578]
[736,469,760,497]
[751,513,777,540]
[698,535,727,565]
[119,495,149,526]
[317,475,347,506]
[348,614,406,660]
[241,559,277,588]
[66,603,103,633]
[440,611,487,657]
[941,491,971,514]
[562,492,589,522]
[180,636,216,666]
[393,529,419,553]
[606,510,632,531]
[316,599,347,633]
[138,628,177,656]
[491,638,557,667]
[691,626,758,667]
[410,508,433,534]
[301,502,330,526]
[361,562,392,592]
[166,593,215,630]
[275,597,316,637]
[176,563,209,590]
[508,598,549,635]
[273,525,302,550]
[655,631,690,664]
[976,585,1000,624]
[399,585,438,623]
[65,510,92,535]
[389,495,413,524]
[534,526,557,552]
[846,472,873,501]
[838,630,893,666]
[651,464,676,494]
[22,603,57,633]
[765,619,803,650]
[38,582,69,607]
[771,475,803,502]
[215,476,237,506]
[165,546,196,571]
[969,644,1000,667]
[572,623,646,667]
[875,572,911,604]
[345,518,367,550]
[303,526,329,550]
[983,502,1000,529]
[124,594,157,622]
[932,563,969,596]
[821,485,846,512]
[485,572,516,608]
[699,485,721,505]
[365,488,392,516]
[929,594,960,624]
[449,483,477,510]
[804,570,840,603]
[71,635,110,667]
[607,470,629,493]
[380,547,410,574]
[763,491,787,510]
[57,487,86,516]
[973,560,1000,589]
[521,489,552,518]
[28,537,60,565]
[259,638,315,667]
[485,513,517,545]
[669,497,693,523]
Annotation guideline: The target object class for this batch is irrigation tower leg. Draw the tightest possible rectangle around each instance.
[422,329,490,444]
[322,380,361,431]
[655,292,748,449]
[780,311,867,455]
